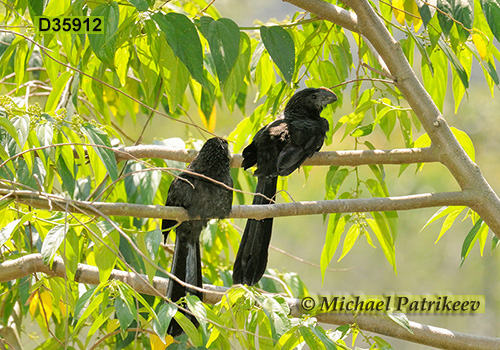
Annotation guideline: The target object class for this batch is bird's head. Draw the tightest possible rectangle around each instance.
[285,87,337,116]
[190,137,231,171]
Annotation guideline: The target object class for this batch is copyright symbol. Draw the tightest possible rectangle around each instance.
[301,297,315,311]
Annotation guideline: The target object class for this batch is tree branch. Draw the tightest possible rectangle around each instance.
[0,188,473,221]
[115,145,439,167]
[280,0,359,33]
[283,0,500,239]
[2,254,498,350]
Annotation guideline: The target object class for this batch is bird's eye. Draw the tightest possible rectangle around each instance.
[312,94,317,99]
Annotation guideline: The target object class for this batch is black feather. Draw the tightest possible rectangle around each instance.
[163,137,233,336]
[233,87,337,286]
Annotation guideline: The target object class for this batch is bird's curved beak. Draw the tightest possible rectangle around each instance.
[318,87,338,106]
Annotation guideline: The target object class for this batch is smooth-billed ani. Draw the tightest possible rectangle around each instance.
[233,87,337,286]
[162,137,233,336]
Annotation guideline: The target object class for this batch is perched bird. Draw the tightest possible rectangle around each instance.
[233,87,337,286]
[162,137,233,336]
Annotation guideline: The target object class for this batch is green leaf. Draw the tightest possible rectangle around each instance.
[262,296,290,340]
[200,17,240,84]
[407,28,433,75]
[318,59,341,89]
[437,0,454,36]
[417,0,436,27]
[0,219,22,246]
[0,116,20,145]
[41,224,67,264]
[153,12,204,84]
[483,58,500,86]
[452,47,472,113]
[325,167,349,200]
[298,327,318,349]
[153,303,177,341]
[86,307,114,347]
[115,296,134,331]
[174,311,202,346]
[309,326,337,349]
[421,206,466,232]
[320,214,350,282]
[12,115,30,153]
[0,197,14,211]
[435,207,464,243]
[81,123,118,181]
[413,131,432,168]
[93,221,119,282]
[0,37,21,78]
[379,109,397,141]
[478,218,489,256]
[450,127,475,161]
[74,289,107,330]
[260,26,295,83]
[460,218,483,266]
[28,0,48,18]
[14,39,28,89]
[64,228,79,280]
[224,32,251,111]
[185,295,229,344]
[422,48,447,112]
[254,50,276,99]
[492,235,499,252]
[128,0,149,11]
[158,34,189,113]
[450,0,474,42]
[74,286,98,322]
[351,123,374,137]
[437,38,469,89]
[374,335,395,349]
[138,229,162,282]
[387,313,414,334]
[35,121,54,166]
[338,224,360,262]
[89,2,119,65]
[480,0,500,42]
[367,216,397,273]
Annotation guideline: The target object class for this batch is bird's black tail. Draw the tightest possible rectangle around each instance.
[166,222,203,337]
[233,176,277,285]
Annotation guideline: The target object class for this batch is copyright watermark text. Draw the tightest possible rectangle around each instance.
[299,294,485,314]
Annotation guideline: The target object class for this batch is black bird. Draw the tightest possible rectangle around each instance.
[233,87,337,286]
[162,137,233,336]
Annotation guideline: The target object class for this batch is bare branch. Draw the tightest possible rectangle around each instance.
[3,254,499,350]
[115,145,439,167]
[0,188,474,221]
[281,0,359,33]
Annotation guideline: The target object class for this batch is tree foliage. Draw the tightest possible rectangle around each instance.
[0,0,499,349]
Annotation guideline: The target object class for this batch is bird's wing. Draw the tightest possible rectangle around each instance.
[241,142,258,169]
[276,130,324,176]
[162,175,194,237]
[276,143,313,177]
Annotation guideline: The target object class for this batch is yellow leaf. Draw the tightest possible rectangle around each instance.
[59,299,67,316]
[472,34,487,60]
[29,291,54,320]
[406,0,422,31]
[107,319,120,333]
[393,0,406,25]
[29,292,39,317]
[206,327,220,347]
[198,105,217,132]
[40,291,53,320]
[150,334,175,350]
[87,250,96,266]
